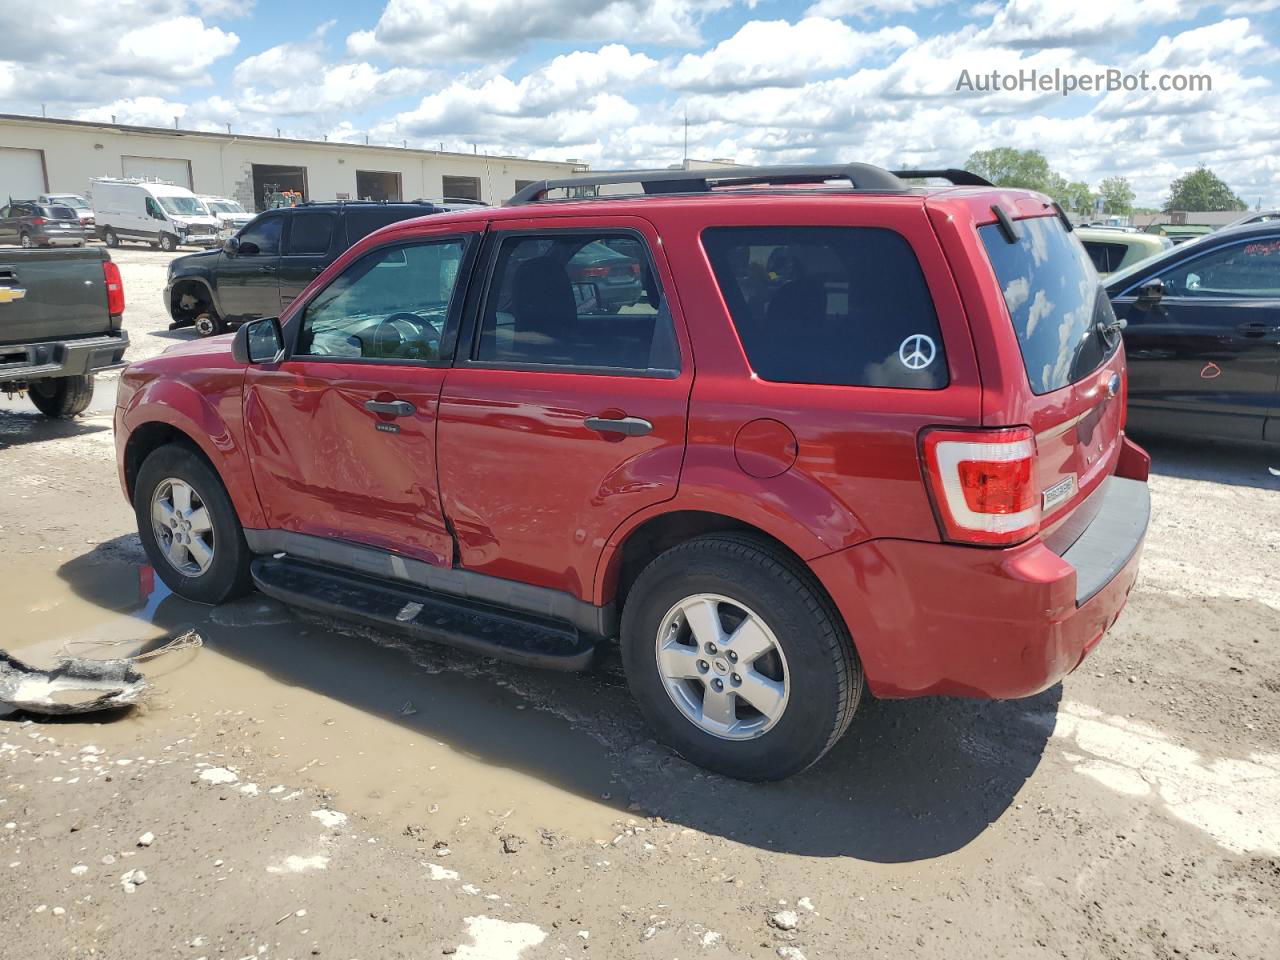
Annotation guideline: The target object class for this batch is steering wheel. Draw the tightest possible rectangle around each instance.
[369,312,438,359]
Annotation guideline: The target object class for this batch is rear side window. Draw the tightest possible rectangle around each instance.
[473,233,678,374]
[1083,240,1127,273]
[981,217,1118,395]
[344,207,424,244]
[703,227,947,389]
[286,212,335,255]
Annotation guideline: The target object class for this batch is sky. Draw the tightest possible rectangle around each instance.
[1,0,1278,208]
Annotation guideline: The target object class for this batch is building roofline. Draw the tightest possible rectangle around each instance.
[0,113,585,170]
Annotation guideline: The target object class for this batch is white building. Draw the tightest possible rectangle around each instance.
[0,114,586,211]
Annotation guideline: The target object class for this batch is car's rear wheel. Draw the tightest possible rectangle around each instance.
[103,228,120,248]
[29,375,94,418]
[134,443,253,604]
[19,232,33,248]
[620,533,862,781]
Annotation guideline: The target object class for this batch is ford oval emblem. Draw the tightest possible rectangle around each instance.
[1105,373,1121,398]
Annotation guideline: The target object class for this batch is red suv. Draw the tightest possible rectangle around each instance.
[114,165,1151,781]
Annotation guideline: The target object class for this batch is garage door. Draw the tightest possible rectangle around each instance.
[0,147,47,200]
[121,155,193,189]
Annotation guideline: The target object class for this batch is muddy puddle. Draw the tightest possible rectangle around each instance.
[0,552,626,841]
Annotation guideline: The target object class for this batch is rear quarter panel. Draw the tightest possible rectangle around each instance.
[593,195,984,603]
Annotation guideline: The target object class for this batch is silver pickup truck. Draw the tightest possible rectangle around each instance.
[0,247,129,417]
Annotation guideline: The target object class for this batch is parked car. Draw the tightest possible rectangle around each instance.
[165,200,484,336]
[1,245,127,416]
[91,178,221,252]
[1076,227,1170,276]
[38,193,95,232]
[0,202,90,247]
[198,195,253,239]
[115,164,1151,781]
[1106,220,1280,445]
[1224,210,1280,229]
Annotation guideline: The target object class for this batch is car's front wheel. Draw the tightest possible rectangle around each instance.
[134,443,253,604]
[620,534,862,781]
[158,233,178,252]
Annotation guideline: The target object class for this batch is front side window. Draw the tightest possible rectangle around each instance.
[703,226,947,389]
[981,216,1118,395]
[145,197,164,219]
[236,215,282,256]
[474,233,678,374]
[286,212,335,256]
[1157,237,1280,298]
[296,239,467,362]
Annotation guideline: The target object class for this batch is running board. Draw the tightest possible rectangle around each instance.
[250,557,598,671]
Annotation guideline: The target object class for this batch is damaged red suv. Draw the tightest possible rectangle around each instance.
[114,165,1150,781]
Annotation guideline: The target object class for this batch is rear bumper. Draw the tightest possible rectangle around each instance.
[811,450,1151,700]
[0,333,130,384]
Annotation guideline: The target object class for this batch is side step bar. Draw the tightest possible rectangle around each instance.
[251,557,598,671]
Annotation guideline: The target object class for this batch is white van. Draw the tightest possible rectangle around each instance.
[90,178,221,252]
[197,195,254,239]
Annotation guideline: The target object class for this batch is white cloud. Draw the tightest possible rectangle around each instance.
[806,0,946,16]
[1138,17,1273,68]
[670,18,916,92]
[348,0,733,61]
[987,0,1193,48]
[113,17,239,80]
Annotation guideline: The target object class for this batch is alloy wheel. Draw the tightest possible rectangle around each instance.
[654,593,790,741]
[150,477,215,577]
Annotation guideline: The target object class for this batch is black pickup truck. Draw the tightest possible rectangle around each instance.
[0,247,128,417]
[165,200,481,336]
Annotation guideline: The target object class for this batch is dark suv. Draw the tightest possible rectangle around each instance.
[164,200,485,335]
[0,202,90,247]
[117,165,1151,781]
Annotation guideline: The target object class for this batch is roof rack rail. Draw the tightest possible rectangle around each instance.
[890,169,993,187]
[506,163,909,206]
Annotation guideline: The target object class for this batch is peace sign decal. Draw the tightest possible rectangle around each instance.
[898,334,937,371]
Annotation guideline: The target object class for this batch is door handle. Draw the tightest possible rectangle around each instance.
[364,399,416,417]
[1236,321,1273,337]
[258,265,276,274]
[584,415,653,437]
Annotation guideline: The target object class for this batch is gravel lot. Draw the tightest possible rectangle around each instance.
[1,247,1277,960]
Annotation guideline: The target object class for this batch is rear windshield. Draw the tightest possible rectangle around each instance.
[981,216,1119,395]
[344,207,427,244]
[43,206,79,220]
[703,226,947,389]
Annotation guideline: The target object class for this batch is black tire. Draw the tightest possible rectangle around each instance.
[158,233,178,252]
[29,375,94,418]
[620,533,862,781]
[134,443,253,604]
[103,228,120,248]
[193,312,226,337]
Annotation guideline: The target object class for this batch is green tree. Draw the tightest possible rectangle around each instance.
[1061,180,1095,214]
[1163,166,1246,212]
[1098,176,1135,216]
[964,147,1054,192]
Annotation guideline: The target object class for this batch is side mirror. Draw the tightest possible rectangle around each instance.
[1136,278,1165,307]
[222,237,239,255]
[231,316,284,365]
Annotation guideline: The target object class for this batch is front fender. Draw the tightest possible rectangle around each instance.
[123,374,265,529]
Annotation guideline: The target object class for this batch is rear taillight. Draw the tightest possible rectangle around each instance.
[576,265,611,278]
[921,427,1040,546]
[31,216,46,226]
[103,260,125,317]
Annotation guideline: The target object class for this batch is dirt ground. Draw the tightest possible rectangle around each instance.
[1,246,1278,960]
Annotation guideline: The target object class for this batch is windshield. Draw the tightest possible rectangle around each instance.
[157,195,207,217]
[981,215,1119,396]
[207,200,246,215]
